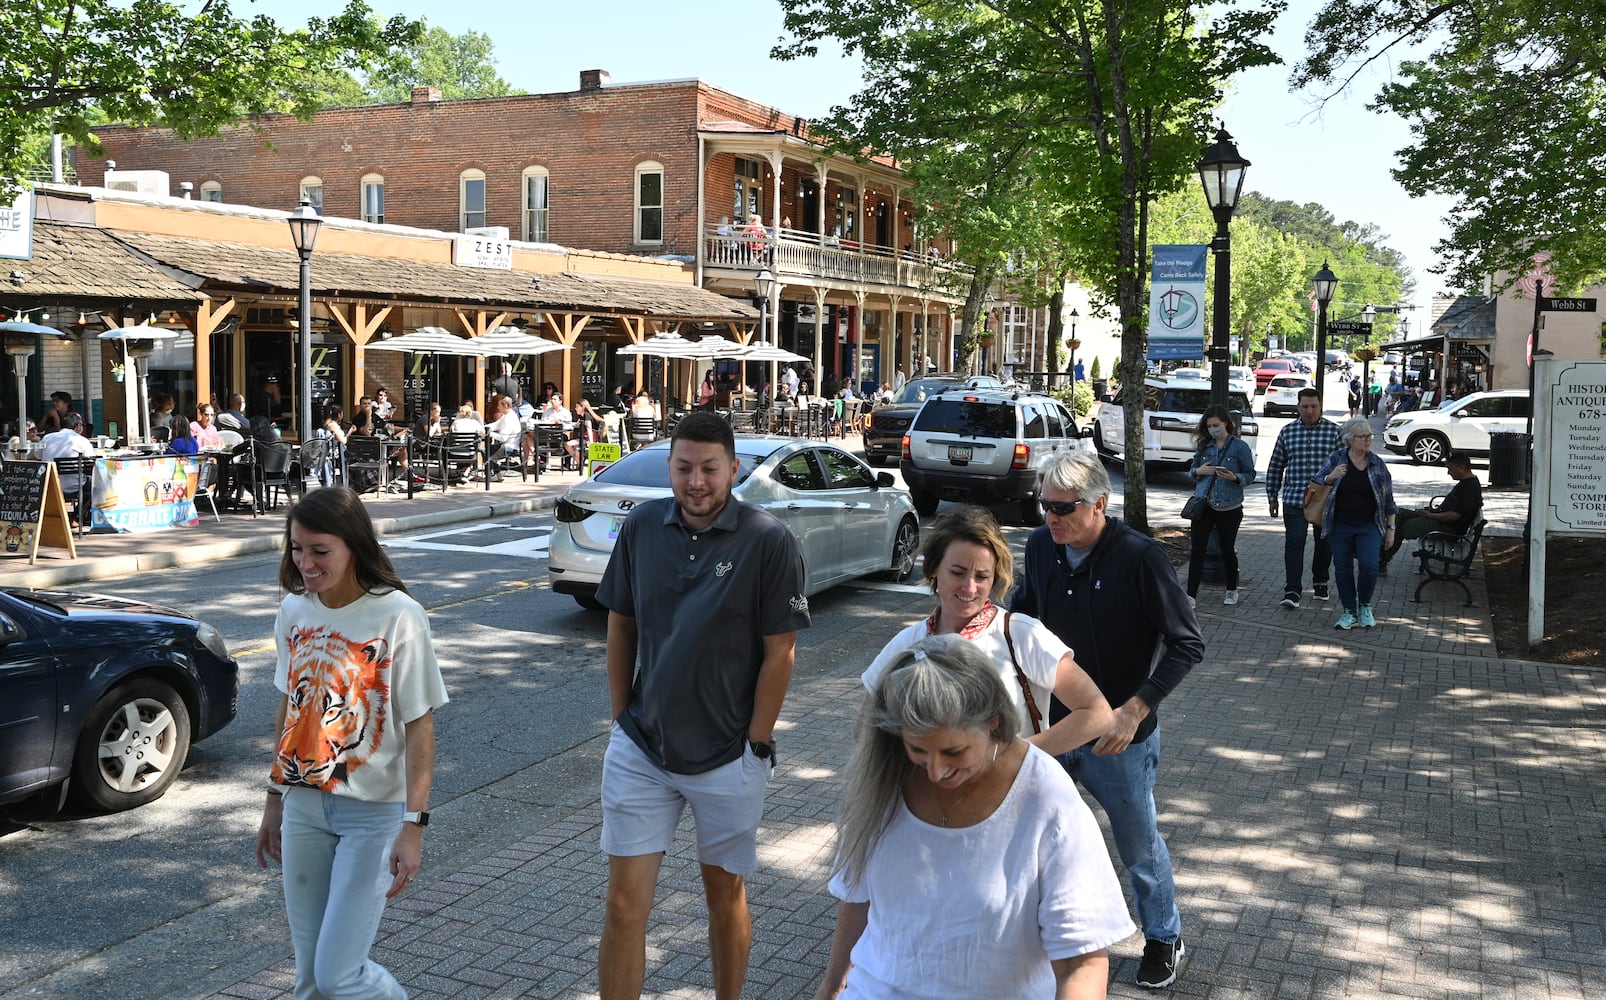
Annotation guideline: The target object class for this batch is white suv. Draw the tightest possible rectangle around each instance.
[1262,373,1315,416]
[1094,378,1258,466]
[900,388,1090,525]
[1383,388,1530,464]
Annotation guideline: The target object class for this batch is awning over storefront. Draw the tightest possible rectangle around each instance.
[1378,334,1448,354]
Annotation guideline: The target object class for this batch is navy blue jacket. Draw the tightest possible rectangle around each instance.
[1010,516,1204,745]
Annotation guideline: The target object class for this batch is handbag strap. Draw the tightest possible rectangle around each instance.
[1002,612,1044,735]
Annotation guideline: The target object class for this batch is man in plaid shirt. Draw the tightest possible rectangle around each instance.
[1265,388,1342,609]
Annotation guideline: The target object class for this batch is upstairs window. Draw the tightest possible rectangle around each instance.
[522,167,549,242]
[460,169,486,231]
[361,174,385,224]
[200,181,222,203]
[299,177,323,214]
[635,162,663,244]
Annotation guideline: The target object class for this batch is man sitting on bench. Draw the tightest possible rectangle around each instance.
[1382,451,1482,574]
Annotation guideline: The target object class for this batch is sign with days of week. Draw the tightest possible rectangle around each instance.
[1540,360,1606,533]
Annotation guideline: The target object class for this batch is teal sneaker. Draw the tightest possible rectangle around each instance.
[1359,605,1377,628]
[1335,610,1358,630]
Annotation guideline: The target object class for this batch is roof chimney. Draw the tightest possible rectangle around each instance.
[579,69,611,92]
[410,86,443,104]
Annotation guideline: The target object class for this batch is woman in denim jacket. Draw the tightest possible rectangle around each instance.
[1186,405,1257,607]
[1314,417,1397,629]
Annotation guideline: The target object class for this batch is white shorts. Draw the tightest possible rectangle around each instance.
[600,722,773,875]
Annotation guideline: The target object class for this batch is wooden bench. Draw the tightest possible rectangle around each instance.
[1411,517,1488,607]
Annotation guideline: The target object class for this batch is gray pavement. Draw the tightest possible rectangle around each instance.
[13,433,1604,999]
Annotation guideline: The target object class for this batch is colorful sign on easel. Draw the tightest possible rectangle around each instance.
[0,461,77,563]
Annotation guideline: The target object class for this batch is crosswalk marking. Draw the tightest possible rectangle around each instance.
[384,522,554,560]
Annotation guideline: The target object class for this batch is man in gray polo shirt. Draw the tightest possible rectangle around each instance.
[595,412,809,1000]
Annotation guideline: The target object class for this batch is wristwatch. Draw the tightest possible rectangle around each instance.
[749,739,775,761]
[403,810,431,828]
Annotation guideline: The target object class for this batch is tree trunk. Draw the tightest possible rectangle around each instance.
[957,264,995,375]
[1045,280,1066,376]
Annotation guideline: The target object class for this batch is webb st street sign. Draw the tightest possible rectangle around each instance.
[1540,297,1597,313]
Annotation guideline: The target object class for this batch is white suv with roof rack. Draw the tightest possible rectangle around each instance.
[1093,377,1258,466]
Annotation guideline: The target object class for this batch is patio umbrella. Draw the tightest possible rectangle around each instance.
[0,320,67,337]
[364,326,499,357]
[615,332,698,357]
[474,326,572,357]
[99,325,182,443]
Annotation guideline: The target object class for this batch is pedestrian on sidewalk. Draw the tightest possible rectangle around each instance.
[1264,387,1343,609]
[594,411,811,1000]
[1313,418,1398,630]
[1184,405,1257,607]
[815,636,1134,999]
[255,486,449,1000]
[1010,450,1204,991]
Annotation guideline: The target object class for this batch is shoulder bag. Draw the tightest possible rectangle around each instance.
[1181,446,1210,520]
[1002,612,1044,735]
[1303,480,1331,527]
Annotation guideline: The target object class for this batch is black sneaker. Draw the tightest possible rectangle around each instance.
[1137,937,1185,989]
[1313,583,1330,601]
[1279,591,1300,609]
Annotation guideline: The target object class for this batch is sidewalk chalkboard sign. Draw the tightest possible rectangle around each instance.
[0,461,77,563]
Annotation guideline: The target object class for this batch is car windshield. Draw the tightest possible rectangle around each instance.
[591,443,768,488]
[912,399,1017,437]
[894,378,963,405]
[1146,385,1254,415]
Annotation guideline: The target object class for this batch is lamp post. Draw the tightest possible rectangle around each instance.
[287,198,322,442]
[753,267,774,405]
[1311,262,1338,410]
[1066,308,1080,388]
[1196,126,1250,408]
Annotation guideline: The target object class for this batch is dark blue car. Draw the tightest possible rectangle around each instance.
[0,588,239,812]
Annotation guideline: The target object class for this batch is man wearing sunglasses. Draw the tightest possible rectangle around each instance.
[1011,450,1204,990]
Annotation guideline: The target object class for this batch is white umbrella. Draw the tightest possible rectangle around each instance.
[98,326,181,444]
[737,342,810,363]
[474,326,572,357]
[615,332,698,357]
[364,326,498,356]
[0,320,67,337]
[97,323,181,340]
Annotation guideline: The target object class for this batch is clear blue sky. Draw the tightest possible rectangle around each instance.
[252,0,1453,324]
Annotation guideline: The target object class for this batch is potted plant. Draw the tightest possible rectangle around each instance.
[109,360,126,383]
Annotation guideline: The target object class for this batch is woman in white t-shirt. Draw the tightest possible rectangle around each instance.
[863,505,1111,755]
[254,487,449,1000]
[817,636,1134,999]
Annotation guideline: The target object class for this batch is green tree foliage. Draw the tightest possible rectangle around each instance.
[0,0,421,200]
[1295,0,1606,291]
[776,0,1281,531]
[362,24,521,104]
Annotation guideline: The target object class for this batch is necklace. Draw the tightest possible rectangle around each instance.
[931,741,1001,827]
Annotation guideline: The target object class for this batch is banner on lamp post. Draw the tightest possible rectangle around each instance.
[1147,245,1206,361]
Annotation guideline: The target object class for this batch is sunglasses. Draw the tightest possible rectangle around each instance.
[1039,498,1092,517]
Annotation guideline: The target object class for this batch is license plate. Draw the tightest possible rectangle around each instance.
[609,516,624,539]
[948,444,973,462]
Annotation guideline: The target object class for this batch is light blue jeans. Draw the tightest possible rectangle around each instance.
[280,787,407,1000]
[1327,518,1382,614]
[1057,728,1182,943]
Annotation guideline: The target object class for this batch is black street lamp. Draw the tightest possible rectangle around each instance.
[287,198,322,442]
[1065,308,1079,388]
[1311,262,1339,409]
[1197,126,1250,408]
[753,268,775,407]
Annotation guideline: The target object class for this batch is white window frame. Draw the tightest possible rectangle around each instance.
[200,181,222,203]
[361,173,385,224]
[522,167,549,243]
[635,161,664,245]
[460,169,487,232]
[299,176,324,214]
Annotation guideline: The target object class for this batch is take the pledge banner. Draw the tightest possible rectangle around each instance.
[91,455,202,533]
[1148,245,1207,361]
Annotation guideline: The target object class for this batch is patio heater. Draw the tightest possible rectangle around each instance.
[287,199,322,442]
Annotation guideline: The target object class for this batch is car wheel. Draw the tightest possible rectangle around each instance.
[573,593,605,611]
[911,488,939,517]
[883,517,919,581]
[1408,432,1449,465]
[1018,494,1044,527]
[1092,422,1114,457]
[71,678,192,812]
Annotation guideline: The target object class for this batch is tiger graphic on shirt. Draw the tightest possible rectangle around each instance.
[272,626,393,790]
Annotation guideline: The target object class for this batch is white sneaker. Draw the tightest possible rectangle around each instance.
[1223,589,1239,606]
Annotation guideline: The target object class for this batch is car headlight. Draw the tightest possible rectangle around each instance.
[1385,417,1408,430]
[555,498,594,523]
[196,622,231,660]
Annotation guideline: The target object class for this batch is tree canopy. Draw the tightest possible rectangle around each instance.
[1294,0,1606,291]
[0,0,421,198]
[325,23,522,106]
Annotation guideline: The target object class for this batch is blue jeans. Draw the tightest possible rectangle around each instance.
[281,787,407,1000]
[1327,518,1382,614]
[1057,729,1182,942]
[1282,506,1331,595]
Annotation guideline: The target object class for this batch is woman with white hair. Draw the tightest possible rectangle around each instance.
[1312,417,1397,629]
[814,635,1133,999]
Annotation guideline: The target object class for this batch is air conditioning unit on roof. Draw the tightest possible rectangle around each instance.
[104,169,171,196]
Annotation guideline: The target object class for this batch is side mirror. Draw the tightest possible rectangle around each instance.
[1078,425,1095,439]
[876,472,895,488]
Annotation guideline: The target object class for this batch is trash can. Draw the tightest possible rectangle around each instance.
[1488,431,1530,487]
[1092,378,1110,401]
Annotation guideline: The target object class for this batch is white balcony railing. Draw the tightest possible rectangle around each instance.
[704,225,961,294]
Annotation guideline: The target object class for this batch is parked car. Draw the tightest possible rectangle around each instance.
[1262,373,1315,416]
[1253,358,1297,392]
[1229,365,1256,397]
[548,437,919,610]
[0,588,239,811]
[1383,388,1531,464]
[1093,378,1259,467]
[900,387,1090,526]
[862,374,1003,466]
[1169,367,1208,382]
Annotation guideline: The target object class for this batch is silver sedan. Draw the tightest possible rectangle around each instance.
[547,437,920,610]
